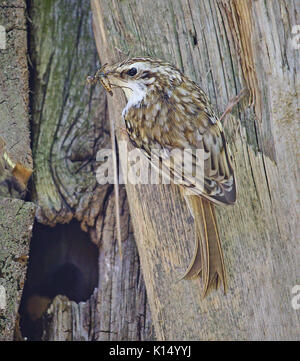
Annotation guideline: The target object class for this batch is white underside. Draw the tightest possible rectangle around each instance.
[122,82,147,118]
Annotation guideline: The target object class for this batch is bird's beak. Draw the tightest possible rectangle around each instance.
[87,63,115,96]
[87,62,128,97]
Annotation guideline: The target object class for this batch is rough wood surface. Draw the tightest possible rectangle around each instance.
[91,0,300,340]
[27,0,153,341]
[0,0,36,341]
[41,191,153,341]
[0,197,35,341]
[0,0,32,198]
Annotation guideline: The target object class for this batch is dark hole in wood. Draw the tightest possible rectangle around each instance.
[193,34,198,46]
[189,30,198,47]
[18,219,99,340]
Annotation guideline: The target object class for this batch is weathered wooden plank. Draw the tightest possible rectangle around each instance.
[0,0,32,198]
[0,0,36,341]
[0,198,35,341]
[91,0,300,340]
[25,0,153,341]
[41,190,153,341]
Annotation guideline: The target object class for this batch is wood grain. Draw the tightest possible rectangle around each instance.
[0,0,36,341]
[27,0,153,341]
[0,197,35,341]
[91,0,300,340]
[0,0,32,198]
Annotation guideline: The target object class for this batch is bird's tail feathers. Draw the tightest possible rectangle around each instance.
[181,195,227,298]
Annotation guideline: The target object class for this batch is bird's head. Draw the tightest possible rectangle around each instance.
[88,57,183,103]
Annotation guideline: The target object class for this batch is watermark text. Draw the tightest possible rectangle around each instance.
[0,26,6,49]
[96,141,204,193]
[291,25,300,50]
[291,285,300,310]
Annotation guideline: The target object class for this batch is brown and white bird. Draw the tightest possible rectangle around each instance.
[89,57,236,297]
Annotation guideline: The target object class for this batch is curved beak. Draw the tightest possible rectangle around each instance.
[87,63,116,96]
[87,61,132,98]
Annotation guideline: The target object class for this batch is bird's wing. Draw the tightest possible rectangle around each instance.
[137,81,236,206]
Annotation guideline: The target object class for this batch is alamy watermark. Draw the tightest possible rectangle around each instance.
[95,141,205,193]
[291,25,300,50]
[0,25,6,50]
[0,285,6,311]
[291,285,300,310]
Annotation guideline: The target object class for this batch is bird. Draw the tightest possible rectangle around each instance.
[88,57,236,297]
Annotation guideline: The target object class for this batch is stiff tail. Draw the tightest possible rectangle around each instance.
[182,195,227,297]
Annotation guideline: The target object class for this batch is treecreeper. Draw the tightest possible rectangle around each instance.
[88,58,236,297]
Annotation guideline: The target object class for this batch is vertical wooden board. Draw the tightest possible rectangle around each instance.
[0,198,35,341]
[0,0,32,195]
[29,0,109,225]
[91,0,300,340]
[0,0,36,341]
[26,0,154,341]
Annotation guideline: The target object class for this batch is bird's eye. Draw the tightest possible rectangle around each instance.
[127,67,137,76]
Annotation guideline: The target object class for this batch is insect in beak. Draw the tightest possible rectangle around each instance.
[87,63,113,96]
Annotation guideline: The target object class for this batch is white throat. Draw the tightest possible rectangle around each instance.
[122,82,147,117]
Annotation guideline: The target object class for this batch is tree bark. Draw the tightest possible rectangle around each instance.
[23,0,153,341]
[91,0,300,340]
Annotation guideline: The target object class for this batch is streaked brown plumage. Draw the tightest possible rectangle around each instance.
[90,57,236,297]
